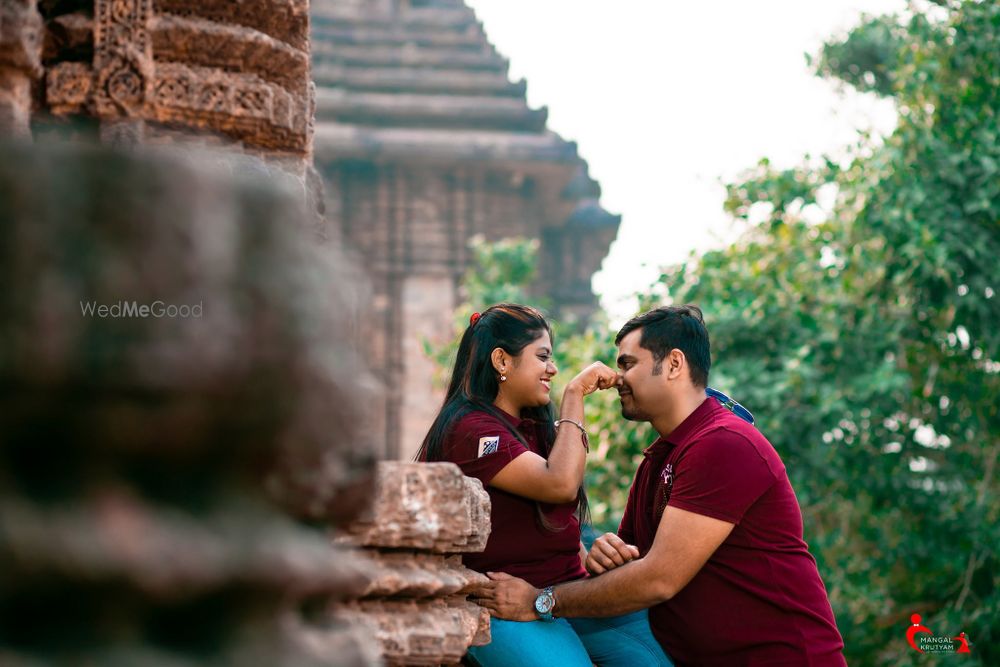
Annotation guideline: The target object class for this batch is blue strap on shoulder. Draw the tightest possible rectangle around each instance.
[706,387,755,425]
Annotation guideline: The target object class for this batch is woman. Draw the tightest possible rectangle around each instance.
[417,304,671,667]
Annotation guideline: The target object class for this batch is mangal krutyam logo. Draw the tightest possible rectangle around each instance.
[906,613,973,654]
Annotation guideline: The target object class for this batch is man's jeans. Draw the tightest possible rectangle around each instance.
[466,609,672,666]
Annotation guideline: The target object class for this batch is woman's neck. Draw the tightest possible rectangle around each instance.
[493,395,521,420]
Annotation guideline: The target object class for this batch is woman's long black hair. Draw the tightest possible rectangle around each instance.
[416,303,589,530]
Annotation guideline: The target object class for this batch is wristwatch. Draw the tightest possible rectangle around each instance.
[534,586,556,621]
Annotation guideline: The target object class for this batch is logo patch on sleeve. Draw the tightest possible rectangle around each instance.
[478,436,500,458]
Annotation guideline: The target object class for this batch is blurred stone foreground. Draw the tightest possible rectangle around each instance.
[0,0,492,665]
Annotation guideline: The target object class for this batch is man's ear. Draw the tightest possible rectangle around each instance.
[491,347,507,374]
[666,349,686,380]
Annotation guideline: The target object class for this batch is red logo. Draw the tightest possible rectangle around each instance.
[906,614,973,654]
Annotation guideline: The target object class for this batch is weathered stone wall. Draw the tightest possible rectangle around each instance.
[0,142,493,666]
[0,142,381,665]
[332,463,492,666]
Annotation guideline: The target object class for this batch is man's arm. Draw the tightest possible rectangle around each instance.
[482,506,735,620]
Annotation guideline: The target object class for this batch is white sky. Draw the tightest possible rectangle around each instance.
[465,0,904,323]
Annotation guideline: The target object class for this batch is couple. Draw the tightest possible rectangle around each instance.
[418,304,846,666]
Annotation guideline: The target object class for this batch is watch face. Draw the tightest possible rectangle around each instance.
[535,593,554,615]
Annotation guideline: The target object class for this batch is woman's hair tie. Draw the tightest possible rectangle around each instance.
[469,312,481,327]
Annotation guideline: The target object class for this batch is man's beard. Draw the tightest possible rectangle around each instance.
[620,404,649,421]
[619,392,649,422]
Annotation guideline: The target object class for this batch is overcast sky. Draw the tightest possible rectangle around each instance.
[465,0,904,323]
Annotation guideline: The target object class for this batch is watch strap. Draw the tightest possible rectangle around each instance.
[535,586,555,621]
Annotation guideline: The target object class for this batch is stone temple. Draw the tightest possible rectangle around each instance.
[310,0,619,459]
[0,0,616,663]
[1,0,619,461]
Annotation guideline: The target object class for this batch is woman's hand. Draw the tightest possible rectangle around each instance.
[566,362,619,397]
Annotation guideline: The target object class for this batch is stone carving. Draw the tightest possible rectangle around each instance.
[25,1,312,156]
[45,61,92,113]
[93,0,153,116]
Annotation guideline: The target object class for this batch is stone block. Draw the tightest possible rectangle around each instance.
[356,551,489,599]
[333,598,490,666]
[342,462,490,553]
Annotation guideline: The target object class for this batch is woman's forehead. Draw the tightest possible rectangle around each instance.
[528,330,552,349]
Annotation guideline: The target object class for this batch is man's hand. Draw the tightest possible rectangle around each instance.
[465,576,496,603]
[585,532,640,575]
[474,572,539,621]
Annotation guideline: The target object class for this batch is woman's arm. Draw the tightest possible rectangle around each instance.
[489,362,617,503]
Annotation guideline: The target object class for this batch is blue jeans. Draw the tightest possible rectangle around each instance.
[466,609,672,666]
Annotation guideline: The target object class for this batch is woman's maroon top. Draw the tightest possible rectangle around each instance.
[439,408,587,588]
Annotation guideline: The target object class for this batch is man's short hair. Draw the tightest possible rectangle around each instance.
[615,305,711,387]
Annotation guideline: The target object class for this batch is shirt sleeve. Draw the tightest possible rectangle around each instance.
[666,428,777,524]
[444,411,529,486]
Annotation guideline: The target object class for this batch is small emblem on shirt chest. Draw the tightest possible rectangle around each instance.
[660,463,674,485]
[655,463,675,519]
[478,436,500,457]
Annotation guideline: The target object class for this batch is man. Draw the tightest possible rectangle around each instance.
[478,305,846,666]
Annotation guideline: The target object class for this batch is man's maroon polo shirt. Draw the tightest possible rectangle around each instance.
[438,408,587,588]
[619,397,846,666]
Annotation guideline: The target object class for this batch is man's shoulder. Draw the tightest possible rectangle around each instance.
[700,404,769,443]
[686,403,752,442]
[689,409,784,470]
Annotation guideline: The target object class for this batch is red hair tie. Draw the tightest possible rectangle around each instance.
[470,312,481,326]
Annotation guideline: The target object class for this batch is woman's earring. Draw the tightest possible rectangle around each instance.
[500,374,507,382]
